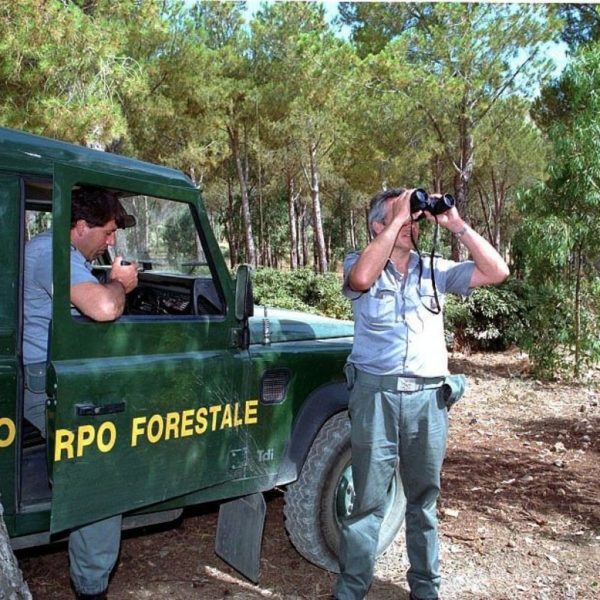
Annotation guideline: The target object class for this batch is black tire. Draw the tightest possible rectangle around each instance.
[283,411,406,572]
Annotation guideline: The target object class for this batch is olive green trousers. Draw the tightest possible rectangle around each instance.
[335,371,450,600]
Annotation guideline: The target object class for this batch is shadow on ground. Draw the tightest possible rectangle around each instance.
[443,427,599,540]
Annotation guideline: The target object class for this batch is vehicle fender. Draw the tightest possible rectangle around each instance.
[276,380,349,485]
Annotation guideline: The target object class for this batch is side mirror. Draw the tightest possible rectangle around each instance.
[235,264,254,322]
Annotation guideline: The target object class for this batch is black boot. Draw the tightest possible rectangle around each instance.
[74,590,107,600]
[71,577,108,599]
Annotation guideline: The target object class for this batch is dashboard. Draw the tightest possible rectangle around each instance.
[92,269,224,317]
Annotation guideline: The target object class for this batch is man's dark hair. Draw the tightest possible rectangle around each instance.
[71,187,134,229]
[368,187,406,237]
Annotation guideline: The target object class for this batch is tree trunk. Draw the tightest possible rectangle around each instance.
[256,121,265,267]
[309,141,328,273]
[258,178,265,267]
[225,177,238,269]
[430,154,444,193]
[493,195,503,250]
[288,175,299,270]
[574,244,582,378]
[300,203,309,268]
[349,208,356,248]
[476,170,507,253]
[451,99,475,262]
[489,169,505,250]
[493,183,505,251]
[0,503,32,599]
[228,125,256,266]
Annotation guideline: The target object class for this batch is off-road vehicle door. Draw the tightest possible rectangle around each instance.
[47,165,251,534]
[0,175,20,520]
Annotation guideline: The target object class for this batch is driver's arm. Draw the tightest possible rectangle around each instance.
[71,258,138,321]
[71,280,127,321]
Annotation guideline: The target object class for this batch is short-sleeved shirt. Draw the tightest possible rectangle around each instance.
[343,250,475,377]
[23,230,97,365]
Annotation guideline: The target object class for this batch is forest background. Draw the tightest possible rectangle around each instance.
[2,0,600,379]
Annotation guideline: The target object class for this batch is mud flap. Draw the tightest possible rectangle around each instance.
[215,493,266,583]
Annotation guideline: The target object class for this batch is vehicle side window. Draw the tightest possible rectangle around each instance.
[115,195,210,278]
[83,189,225,319]
[24,179,53,241]
[25,211,52,240]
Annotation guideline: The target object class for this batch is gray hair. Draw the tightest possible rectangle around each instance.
[368,187,406,237]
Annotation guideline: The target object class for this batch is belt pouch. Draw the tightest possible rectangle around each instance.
[343,363,356,390]
[24,362,47,393]
[441,374,466,411]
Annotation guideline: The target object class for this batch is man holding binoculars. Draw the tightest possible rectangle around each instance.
[334,187,509,600]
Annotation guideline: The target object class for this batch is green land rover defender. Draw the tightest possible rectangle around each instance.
[0,126,405,582]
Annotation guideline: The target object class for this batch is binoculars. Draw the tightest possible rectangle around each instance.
[410,189,455,219]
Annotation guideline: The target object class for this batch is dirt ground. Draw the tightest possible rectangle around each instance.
[17,350,600,599]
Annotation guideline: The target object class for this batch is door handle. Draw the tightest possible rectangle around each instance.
[76,402,126,416]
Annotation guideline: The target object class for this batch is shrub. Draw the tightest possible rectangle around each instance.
[517,279,600,379]
[444,279,530,351]
[253,268,352,320]
[253,269,536,353]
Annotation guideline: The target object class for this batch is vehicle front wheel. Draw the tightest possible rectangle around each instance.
[283,411,406,572]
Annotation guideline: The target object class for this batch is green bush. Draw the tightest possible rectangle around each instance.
[517,282,571,377]
[253,269,537,354]
[253,267,352,320]
[517,280,600,379]
[444,279,530,351]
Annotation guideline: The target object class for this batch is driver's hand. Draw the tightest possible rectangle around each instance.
[109,257,138,293]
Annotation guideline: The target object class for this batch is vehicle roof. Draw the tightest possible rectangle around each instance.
[0,126,195,190]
